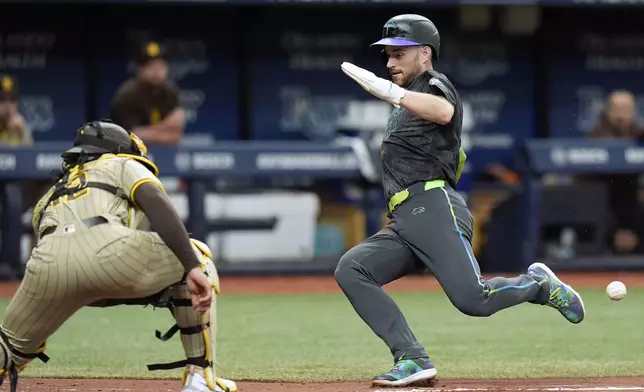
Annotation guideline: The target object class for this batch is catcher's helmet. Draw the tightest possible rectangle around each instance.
[371,14,440,61]
[63,120,158,176]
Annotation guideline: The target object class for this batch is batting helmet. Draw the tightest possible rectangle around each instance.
[371,14,441,61]
[63,120,158,176]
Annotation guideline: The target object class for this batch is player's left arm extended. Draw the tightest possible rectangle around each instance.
[340,62,453,124]
[398,91,454,125]
[133,108,186,144]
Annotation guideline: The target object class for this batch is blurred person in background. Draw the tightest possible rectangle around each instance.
[589,90,640,139]
[586,90,644,254]
[0,75,32,146]
[0,74,45,269]
[109,41,185,145]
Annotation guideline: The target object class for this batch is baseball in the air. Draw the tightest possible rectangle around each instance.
[606,281,627,301]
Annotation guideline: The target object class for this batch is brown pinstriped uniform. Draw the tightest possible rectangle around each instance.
[0,154,187,365]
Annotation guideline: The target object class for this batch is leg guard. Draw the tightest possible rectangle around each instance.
[0,329,49,392]
[147,239,236,392]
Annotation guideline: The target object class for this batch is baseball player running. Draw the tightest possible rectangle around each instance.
[0,120,236,392]
[334,14,585,388]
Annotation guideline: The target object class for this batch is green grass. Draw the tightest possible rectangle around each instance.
[2,288,643,381]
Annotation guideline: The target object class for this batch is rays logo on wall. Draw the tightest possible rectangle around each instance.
[179,89,205,124]
[279,86,353,141]
[20,95,55,133]
[439,38,510,86]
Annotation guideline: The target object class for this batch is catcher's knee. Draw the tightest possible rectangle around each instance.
[0,329,49,389]
[147,239,220,390]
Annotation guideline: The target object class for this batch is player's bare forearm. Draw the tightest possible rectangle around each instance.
[133,109,185,144]
[399,91,454,125]
[134,127,182,144]
[133,181,200,271]
[156,108,185,134]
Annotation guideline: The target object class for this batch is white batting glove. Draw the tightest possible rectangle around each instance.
[341,62,407,106]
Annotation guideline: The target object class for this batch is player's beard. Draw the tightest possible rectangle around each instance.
[399,55,425,87]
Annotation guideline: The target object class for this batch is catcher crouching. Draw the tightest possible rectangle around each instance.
[0,120,236,392]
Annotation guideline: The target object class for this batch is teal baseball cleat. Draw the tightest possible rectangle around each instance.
[372,357,437,387]
[527,262,585,324]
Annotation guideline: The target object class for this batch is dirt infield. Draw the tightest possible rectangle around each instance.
[1,271,643,297]
[11,377,644,392]
[2,271,644,391]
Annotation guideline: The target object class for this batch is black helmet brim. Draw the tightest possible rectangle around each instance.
[63,145,110,155]
[371,38,421,47]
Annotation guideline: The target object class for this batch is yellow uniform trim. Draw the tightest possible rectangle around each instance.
[201,314,216,389]
[127,206,134,228]
[48,167,92,207]
[200,257,218,390]
[456,147,467,183]
[387,179,445,213]
[191,238,220,294]
[129,178,165,209]
[387,190,409,214]
[117,153,159,176]
[424,179,445,191]
[190,238,213,259]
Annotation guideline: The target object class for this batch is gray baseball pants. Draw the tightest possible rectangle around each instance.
[334,180,548,361]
